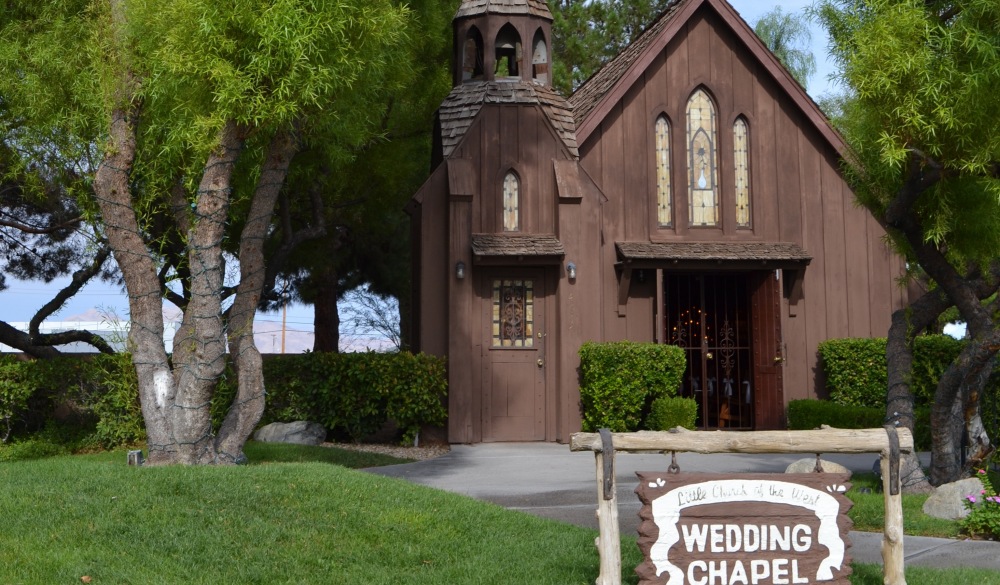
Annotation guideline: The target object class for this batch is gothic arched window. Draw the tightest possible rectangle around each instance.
[532,29,548,84]
[734,117,751,228]
[495,24,522,78]
[463,27,484,81]
[503,171,520,231]
[686,89,719,227]
[655,115,672,227]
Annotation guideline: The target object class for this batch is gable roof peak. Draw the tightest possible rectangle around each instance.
[569,0,845,155]
[455,0,553,20]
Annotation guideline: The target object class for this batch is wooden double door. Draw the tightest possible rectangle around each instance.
[664,272,784,430]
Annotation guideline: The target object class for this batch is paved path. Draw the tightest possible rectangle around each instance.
[369,442,1000,571]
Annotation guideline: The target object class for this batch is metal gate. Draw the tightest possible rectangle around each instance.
[664,273,753,429]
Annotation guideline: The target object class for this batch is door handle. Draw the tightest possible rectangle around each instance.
[537,359,544,367]
[705,352,713,360]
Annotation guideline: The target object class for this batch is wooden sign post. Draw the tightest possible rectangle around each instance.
[635,472,853,585]
[570,427,911,585]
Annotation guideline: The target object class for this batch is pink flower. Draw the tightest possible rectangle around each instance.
[979,469,987,475]
[967,495,978,503]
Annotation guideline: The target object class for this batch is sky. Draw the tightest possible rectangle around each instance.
[0,1,879,352]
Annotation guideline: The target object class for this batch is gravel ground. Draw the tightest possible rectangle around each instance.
[323,442,450,461]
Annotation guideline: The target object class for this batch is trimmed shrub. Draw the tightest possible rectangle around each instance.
[81,353,144,447]
[258,351,447,444]
[0,357,36,442]
[818,338,887,407]
[819,335,982,408]
[5,350,447,451]
[787,399,931,451]
[578,341,686,432]
[646,396,698,431]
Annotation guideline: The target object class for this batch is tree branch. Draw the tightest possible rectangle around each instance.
[0,214,83,235]
[29,245,112,334]
[0,321,59,359]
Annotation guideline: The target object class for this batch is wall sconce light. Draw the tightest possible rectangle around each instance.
[567,261,577,281]
[455,261,466,280]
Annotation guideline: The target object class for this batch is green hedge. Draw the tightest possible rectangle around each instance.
[578,341,686,432]
[819,335,985,408]
[787,399,931,451]
[646,396,698,431]
[3,351,447,449]
[258,351,447,444]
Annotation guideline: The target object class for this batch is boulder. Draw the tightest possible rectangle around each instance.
[253,421,327,446]
[784,458,851,477]
[922,477,984,520]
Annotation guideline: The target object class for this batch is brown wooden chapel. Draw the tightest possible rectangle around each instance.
[406,0,908,444]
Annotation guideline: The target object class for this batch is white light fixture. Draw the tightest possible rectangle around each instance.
[456,261,466,280]
[567,261,577,280]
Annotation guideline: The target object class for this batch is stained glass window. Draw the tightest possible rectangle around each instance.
[655,115,672,227]
[686,89,719,227]
[734,117,751,228]
[492,279,534,347]
[503,171,519,231]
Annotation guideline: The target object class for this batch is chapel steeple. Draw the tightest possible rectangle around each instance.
[452,0,554,87]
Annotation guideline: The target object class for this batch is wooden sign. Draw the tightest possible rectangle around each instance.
[635,473,853,585]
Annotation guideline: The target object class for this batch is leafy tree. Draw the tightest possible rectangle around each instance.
[0,0,410,464]
[814,0,1000,487]
[551,0,675,95]
[261,0,455,353]
[752,6,816,88]
[0,138,115,357]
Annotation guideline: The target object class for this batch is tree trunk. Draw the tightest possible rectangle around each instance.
[885,300,940,493]
[397,288,412,352]
[930,333,1000,484]
[164,121,247,464]
[217,129,298,463]
[313,266,341,352]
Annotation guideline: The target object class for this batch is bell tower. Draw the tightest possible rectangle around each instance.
[452,0,554,87]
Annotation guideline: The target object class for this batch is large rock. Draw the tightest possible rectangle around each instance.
[785,458,851,477]
[923,477,985,520]
[253,421,326,446]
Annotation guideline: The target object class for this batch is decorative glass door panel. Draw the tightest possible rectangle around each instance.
[482,272,545,441]
[665,274,753,429]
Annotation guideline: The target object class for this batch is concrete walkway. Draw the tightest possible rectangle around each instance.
[369,442,1000,571]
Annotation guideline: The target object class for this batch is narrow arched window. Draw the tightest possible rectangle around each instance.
[503,171,520,231]
[686,89,719,227]
[495,24,522,78]
[734,117,751,228]
[463,27,484,81]
[655,115,672,227]
[532,29,548,84]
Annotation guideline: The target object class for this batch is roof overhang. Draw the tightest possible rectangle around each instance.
[472,234,565,265]
[615,241,812,271]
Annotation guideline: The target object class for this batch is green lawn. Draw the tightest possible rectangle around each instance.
[0,446,995,584]
[847,473,962,538]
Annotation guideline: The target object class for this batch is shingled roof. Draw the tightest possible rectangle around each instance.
[616,241,811,267]
[455,0,553,20]
[438,81,579,159]
[473,234,566,257]
[569,0,685,126]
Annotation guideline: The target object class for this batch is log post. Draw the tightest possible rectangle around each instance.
[882,425,906,585]
[594,429,621,585]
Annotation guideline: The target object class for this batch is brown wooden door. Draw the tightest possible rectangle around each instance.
[664,273,754,429]
[750,271,785,429]
[481,272,546,441]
